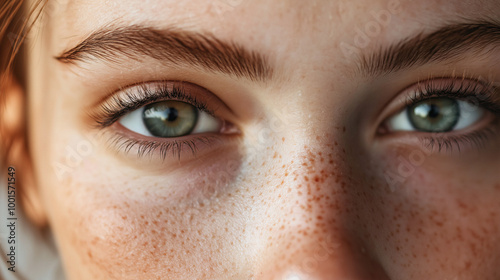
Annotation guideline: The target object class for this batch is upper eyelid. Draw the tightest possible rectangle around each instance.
[88,81,223,129]
[373,77,500,132]
[404,78,500,112]
[115,83,214,115]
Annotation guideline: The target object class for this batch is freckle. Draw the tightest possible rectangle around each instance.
[457,200,468,210]
[343,126,346,132]
[304,176,309,181]
[282,137,285,142]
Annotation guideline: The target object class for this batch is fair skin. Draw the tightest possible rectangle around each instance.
[8,0,500,279]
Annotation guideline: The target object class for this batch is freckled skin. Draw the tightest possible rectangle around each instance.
[22,0,500,279]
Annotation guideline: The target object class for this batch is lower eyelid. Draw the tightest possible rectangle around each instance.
[102,129,241,164]
[378,116,500,154]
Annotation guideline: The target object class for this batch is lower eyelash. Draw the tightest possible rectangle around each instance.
[398,78,500,153]
[418,124,498,153]
[106,133,222,161]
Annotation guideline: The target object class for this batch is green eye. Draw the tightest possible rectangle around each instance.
[407,98,459,132]
[143,101,198,137]
[386,97,485,133]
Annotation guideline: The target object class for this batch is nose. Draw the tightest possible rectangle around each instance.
[250,140,390,280]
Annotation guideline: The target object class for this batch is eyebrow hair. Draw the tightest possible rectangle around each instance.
[55,25,273,82]
[359,21,500,76]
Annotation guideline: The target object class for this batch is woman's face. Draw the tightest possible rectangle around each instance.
[25,0,500,279]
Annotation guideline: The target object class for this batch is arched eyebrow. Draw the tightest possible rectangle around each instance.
[55,25,273,82]
[55,21,500,82]
[359,21,500,77]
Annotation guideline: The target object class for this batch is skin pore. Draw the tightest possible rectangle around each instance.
[10,0,500,279]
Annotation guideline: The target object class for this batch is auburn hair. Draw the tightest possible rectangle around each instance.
[0,0,45,168]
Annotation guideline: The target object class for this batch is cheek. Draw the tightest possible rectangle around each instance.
[45,152,251,279]
[367,148,500,277]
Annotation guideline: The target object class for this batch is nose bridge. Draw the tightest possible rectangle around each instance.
[252,139,389,279]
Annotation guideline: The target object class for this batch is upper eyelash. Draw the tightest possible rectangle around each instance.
[405,78,500,114]
[398,78,500,153]
[90,82,214,129]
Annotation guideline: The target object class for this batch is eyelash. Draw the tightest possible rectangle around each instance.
[92,82,214,128]
[92,78,500,160]
[91,82,227,160]
[399,78,500,152]
[405,79,500,112]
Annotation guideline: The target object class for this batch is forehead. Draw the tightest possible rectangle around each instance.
[41,0,500,80]
[48,0,500,44]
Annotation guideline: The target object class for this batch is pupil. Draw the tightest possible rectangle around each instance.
[427,104,440,119]
[166,107,178,122]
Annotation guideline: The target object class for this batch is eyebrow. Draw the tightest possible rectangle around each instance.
[359,21,500,76]
[56,21,500,82]
[55,25,273,82]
